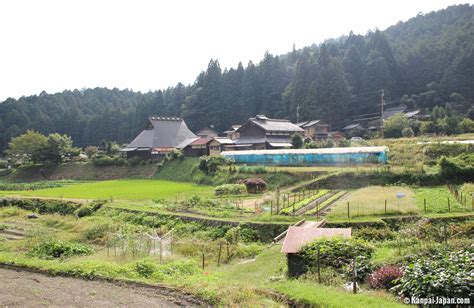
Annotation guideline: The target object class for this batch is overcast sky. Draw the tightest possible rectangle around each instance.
[0,0,470,101]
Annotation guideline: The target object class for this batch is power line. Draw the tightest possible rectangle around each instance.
[381,89,385,139]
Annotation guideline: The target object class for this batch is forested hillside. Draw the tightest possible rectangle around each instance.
[0,4,472,152]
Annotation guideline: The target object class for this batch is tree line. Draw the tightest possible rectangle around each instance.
[0,4,472,152]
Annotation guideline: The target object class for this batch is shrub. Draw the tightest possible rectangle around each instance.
[92,156,115,166]
[214,184,246,195]
[236,243,264,258]
[401,127,414,138]
[238,165,267,174]
[394,250,473,298]
[29,238,93,259]
[368,265,403,290]
[0,160,7,169]
[354,227,395,242]
[343,255,373,282]
[128,156,143,166]
[198,156,232,175]
[439,154,474,182]
[151,260,200,281]
[74,201,105,218]
[0,198,81,215]
[0,223,10,231]
[424,143,472,160]
[82,223,111,243]
[133,259,159,278]
[300,237,374,269]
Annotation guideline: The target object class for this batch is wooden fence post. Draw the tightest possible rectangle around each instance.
[347,202,350,219]
[317,248,321,283]
[448,198,450,212]
[217,243,222,267]
[270,201,273,216]
[424,198,427,213]
[352,258,357,294]
[202,253,205,269]
[316,201,319,219]
[384,200,387,215]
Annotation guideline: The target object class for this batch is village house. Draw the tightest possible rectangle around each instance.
[233,115,304,150]
[195,127,218,138]
[223,125,241,140]
[120,116,197,159]
[296,120,329,141]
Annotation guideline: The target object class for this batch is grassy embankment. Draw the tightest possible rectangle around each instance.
[153,157,318,189]
[5,162,158,182]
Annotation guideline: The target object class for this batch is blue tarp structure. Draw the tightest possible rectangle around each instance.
[221,146,389,166]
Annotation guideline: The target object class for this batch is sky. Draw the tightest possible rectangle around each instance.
[0,0,470,101]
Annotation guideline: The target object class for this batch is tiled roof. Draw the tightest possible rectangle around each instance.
[297,120,327,128]
[242,116,304,133]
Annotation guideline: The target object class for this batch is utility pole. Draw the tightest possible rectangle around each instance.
[296,105,300,123]
[380,89,385,139]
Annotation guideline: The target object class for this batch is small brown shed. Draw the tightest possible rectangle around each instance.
[281,226,352,278]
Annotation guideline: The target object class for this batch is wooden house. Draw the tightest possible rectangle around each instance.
[196,127,218,138]
[234,115,304,150]
[297,120,329,141]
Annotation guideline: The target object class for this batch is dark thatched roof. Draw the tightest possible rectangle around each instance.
[126,117,197,149]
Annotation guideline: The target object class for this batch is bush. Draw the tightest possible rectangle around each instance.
[198,156,232,175]
[235,243,264,258]
[74,201,105,218]
[394,250,473,298]
[354,227,395,242]
[424,143,472,160]
[401,127,414,138]
[238,165,267,174]
[300,237,374,269]
[133,259,159,278]
[0,160,7,169]
[214,184,246,195]
[151,260,200,281]
[29,238,93,259]
[439,154,474,182]
[368,265,403,290]
[128,156,144,166]
[0,198,81,215]
[92,156,115,166]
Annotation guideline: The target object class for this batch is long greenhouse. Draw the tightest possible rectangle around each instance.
[220,146,389,166]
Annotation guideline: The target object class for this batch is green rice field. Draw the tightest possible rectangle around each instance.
[0,180,212,200]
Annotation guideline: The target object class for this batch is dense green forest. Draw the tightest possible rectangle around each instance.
[0,4,472,152]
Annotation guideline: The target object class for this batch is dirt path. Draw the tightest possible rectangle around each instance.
[0,267,204,307]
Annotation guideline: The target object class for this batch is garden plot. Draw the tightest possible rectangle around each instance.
[326,186,419,219]
[415,186,470,213]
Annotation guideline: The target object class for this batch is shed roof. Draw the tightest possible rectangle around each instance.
[126,117,197,149]
[281,227,352,253]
